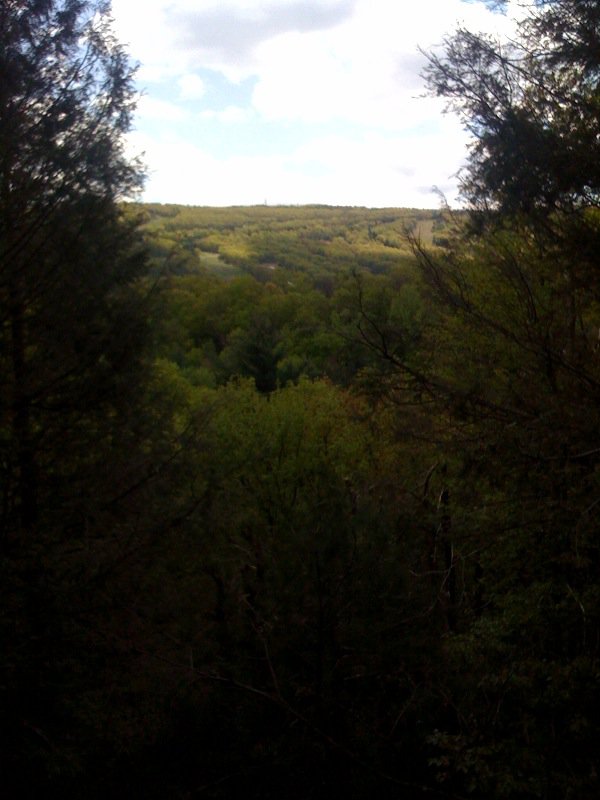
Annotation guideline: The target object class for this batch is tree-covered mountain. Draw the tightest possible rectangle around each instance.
[3,1,600,798]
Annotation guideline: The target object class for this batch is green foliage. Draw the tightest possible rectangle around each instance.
[139,203,440,282]
[11,1,600,796]
[0,2,169,793]
[424,0,600,215]
[150,253,427,392]
[386,3,600,796]
[113,376,441,798]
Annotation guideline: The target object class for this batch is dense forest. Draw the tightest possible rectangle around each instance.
[3,1,600,798]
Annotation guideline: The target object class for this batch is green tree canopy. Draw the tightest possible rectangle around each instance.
[0,2,159,791]
[0,0,147,535]
[424,0,600,216]
[385,2,600,795]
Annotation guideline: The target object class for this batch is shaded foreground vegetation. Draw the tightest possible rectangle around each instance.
[4,1,600,798]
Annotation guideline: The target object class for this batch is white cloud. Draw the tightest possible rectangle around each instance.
[136,95,190,122]
[250,0,517,129]
[178,73,207,100]
[168,0,356,69]
[112,0,357,82]
[199,106,249,123]
[113,0,522,207]
[128,110,469,208]
[128,130,287,206]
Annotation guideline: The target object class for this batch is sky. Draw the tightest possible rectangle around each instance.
[111,0,519,209]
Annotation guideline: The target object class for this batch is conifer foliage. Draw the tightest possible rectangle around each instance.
[0,0,145,535]
[0,2,152,791]
[424,0,600,215]
[400,2,600,795]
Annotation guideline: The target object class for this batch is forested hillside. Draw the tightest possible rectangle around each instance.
[3,1,600,799]
[135,203,441,391]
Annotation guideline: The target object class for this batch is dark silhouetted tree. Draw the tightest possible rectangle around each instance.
[373,2,600,795]
[0,2,160,791]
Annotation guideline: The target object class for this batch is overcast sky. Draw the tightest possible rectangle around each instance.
[111,0,519,208]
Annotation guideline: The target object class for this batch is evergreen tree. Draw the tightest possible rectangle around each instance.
[379,2,600,795]
[424,0,600,216]
[0,2,159,791]
[0,0,145,536]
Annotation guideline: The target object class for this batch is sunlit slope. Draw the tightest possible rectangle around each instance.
[136,204,449,278]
